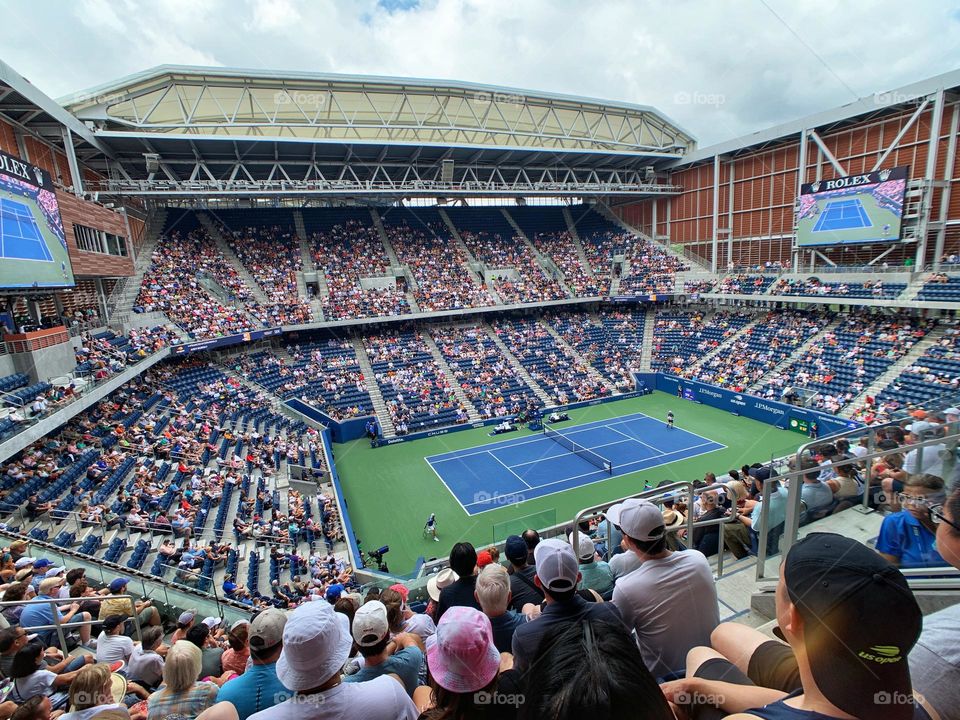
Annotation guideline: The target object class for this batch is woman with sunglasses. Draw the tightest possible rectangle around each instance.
[876,473,950,568]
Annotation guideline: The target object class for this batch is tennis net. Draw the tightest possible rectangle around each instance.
[543,425,613,474]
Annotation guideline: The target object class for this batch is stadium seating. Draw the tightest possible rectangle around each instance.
[771,277,906,299]
[917,273,960,301]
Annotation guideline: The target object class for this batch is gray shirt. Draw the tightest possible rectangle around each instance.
[609,550,643,579]
[612,550,720,678]
[908,601,960,716]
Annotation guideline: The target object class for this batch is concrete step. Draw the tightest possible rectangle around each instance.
[542,319,618,395]
[351,337,397,437]
[438,208,503,304]
[639,307,656,371]
[420,331,481,422]
[484,323,553,405]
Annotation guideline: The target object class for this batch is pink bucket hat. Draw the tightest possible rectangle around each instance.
[426,606,500,693]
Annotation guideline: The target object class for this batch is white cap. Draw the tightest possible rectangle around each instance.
[945,407,960,417]
[606,498,666,542]
[202,616,222,629]
[569,533,596,562]
[906,421,936,436]
[14,557,34,569]
[352,600,389,646]
[533,538,579,592]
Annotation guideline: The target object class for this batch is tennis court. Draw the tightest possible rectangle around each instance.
[812,198,873,232]
[0,196,54,262]
[426,411,725,515]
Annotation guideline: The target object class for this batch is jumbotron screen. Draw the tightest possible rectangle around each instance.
[0,148,74,288]
[795,166,908,247]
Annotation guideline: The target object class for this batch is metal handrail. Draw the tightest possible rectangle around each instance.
[4,593,143,655]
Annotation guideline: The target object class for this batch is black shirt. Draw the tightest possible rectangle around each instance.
[508,565,544,612]
[436,575,481,619]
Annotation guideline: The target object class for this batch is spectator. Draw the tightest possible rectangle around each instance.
[9,639,93,707]
[95,614,135,665]
[0,626,32,677]
[521,529,540,566]
[171,610,197,645]
[425,569,457,622]
[60,662,128,720]
[903,421,947,478]
[247,600,418,720]
[503,536,543,612]
[381,586,435,643]
[217,609,291,720]
[511,539,625,674]
[519,617,674,720]
[414,606,522,720]
[8,697,47,720]
[20,577,92,647]
[437,543,481,619]
[185,623,226,683]
[221,621,250,676]
[98,578,160,629]
[474,563,526,653]
[146,641,219,720]
[877,473,949,568]
[610,498,719,678]
[663,533,935,719]
[344,600,424,696]
[569,532,614,598]
[128,626,165,691]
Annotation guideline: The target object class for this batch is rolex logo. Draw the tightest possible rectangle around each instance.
[810,182,821,193]
[878,169,891,182]
[34,168,43,185]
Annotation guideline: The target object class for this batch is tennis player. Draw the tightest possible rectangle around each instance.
[424,512,439,542]
[666,410,674,429]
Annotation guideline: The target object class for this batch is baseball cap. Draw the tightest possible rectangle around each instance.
[748,465,773,482]
[14,557,34,569]
[944,407,960,417]
[14,568,33,582]
[569,533,596,562]
[906,420,935,436]
[249,608,287,650]
[108,578,130,593]
[45,567,66,578]
[32,558,52,570]
[606,498,665,542]
[427,606,500,693]
[388,583,409,603]
[38,577,64,595]
[202,616,222,629]
[177,610,196,626]
[102,615,126,632]
[504,535,527,563]
[476,550,494,568]
[352,600,389,646]
[779,533,922,720]
[325,583,345,603]
[427,568,458,602]
[276,601,350,691]
[533,538,579,592]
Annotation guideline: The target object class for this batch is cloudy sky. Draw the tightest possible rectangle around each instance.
[2,0,959,146]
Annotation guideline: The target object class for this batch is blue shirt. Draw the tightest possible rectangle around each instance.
[19,595,61,641]
[217,662,292,720]
[750,486,788,532]
[343,646,422,696]
[876,511,947,569]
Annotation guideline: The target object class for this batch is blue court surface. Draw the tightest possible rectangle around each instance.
[426,412,725,515]
[812,198,872,232]
[0,197,53,262]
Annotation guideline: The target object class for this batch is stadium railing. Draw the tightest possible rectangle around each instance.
[8,593,144,655]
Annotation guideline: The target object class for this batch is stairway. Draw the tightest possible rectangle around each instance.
[542,321,618,395]
[195,213,271,304]
[685,314,763,376]
[483,324,553,406]
[350,337,397,437]
[746,316,843,393]
[840,324,948,417]
[438,208,503,304]
[106,210,166,320]
[293,210,310,263]
[420,331,482,422]
[898,276,926,302]
[594,201,701,271]
[502,208,576,298]
[639,308,656,371]
[370,209,401,266]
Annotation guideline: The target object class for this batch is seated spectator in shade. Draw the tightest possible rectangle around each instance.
[343,600,424,697]
[570,532,614,598]
[520,617,675,720]
[9,639,94,707]
[218,609,291,720]
[170,609,197,645]
[20,576,93,647]
[220,621,250,676]
[877,473,949,568]
[474,563,526,654]
[0,625,35,677]
[247,600,418,720]
[425,569,458,622]
[503,536,543,612]
[381,586,435,643]
[128,626,165,691]
[98,578,160,630]
[1,580,32,626]
[95,615,136,665]
[146,641,219,720]
[610,498,719,679]
[662,533,937,719]
[511,539,625,674]
[185,623,227,684]
[437,543,481,619]
[59,662,129,720]
[413,606,522,720]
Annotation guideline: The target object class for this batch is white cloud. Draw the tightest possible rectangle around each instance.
[2,0,958,145]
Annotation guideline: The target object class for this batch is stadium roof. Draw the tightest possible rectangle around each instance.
[56,65,694,199]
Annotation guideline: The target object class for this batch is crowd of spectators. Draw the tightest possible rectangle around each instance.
[620,239,688,294]
[383,222,495,311]
[715,274,774,294]
[136,230,259,338]
[221,224,312,327]
[310,221,408,321]
[529,232,603,297]
[459,231,568,304]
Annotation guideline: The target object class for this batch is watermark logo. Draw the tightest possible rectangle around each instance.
[673,690,726,706]
[473,91,525,106]
[473,490,525,506]
[673,91,725,107]
[875,690,921,706]
[873,91,922,107]
[474,691,525,707]
[274,91,328,108]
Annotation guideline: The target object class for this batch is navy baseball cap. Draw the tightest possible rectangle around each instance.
[780,533,922,720]
[504,535,527,562]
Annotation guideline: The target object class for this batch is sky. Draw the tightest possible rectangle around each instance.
[1,0,959,147]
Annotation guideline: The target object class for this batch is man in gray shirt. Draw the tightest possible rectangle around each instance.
[610,498,719,678]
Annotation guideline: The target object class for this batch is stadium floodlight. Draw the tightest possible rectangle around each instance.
[143,153,160,173]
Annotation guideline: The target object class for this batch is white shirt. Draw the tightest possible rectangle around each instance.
[96,632,135,664]
[904,442,947,479]
[249,675,417,720]
[612,551,720,677]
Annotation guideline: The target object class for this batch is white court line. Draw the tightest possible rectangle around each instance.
[487,451,531,489]
[508,437,637,469]
[605,424,663,456]
[423,457,471,515]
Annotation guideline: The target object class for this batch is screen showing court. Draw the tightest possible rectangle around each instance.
[0,149,74,288]
[795,166,907,247]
